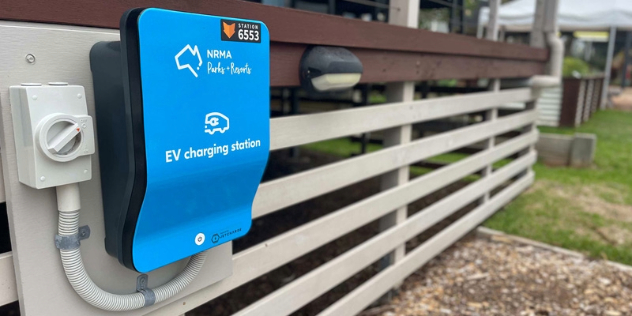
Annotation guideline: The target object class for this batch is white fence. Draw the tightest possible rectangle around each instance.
[0,72,540,315]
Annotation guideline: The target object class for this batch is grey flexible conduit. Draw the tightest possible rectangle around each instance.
[57,184,207,311]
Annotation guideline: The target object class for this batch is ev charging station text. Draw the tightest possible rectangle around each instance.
[165,139,262,163]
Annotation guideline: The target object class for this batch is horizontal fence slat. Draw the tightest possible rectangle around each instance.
[0,252,17,306]
[270,88,534,150]
[319,172,535,316]
[248,133,536,280]
[147,133,537,316]
[256,110,537,217]
[246,134,536,289]
[235,153,536,316]
[0,0,548,62]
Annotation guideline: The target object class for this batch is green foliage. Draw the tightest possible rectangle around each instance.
[301,138,381,157]
[562,56,591,77]
[368,92,387,104]
[436,79,458,87]
[418,8,449,30]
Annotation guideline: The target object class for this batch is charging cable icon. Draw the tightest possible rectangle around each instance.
[204,112,229,135]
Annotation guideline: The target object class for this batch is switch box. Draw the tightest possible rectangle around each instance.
[9,84,95,189]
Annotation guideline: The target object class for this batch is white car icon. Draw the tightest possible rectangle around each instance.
[204,112,229,135]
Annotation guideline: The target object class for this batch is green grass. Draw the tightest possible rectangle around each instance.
[485,110,632,264]
[534,111,632,204]
[302,137,382,157]
[368,92,387,104]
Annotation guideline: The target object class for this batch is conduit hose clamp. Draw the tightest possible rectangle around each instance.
[54,225,91,250]
[136,274,156,306]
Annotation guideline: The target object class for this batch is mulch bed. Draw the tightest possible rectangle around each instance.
[361,235,632,316]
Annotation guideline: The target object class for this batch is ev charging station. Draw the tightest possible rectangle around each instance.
[91,8,270,273]
[8,8,270,311]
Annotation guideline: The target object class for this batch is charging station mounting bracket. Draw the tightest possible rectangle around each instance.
[91,8,270,272]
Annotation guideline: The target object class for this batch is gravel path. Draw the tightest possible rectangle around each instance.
[362,234,632,316]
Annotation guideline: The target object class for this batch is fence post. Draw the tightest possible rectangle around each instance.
[521,0,548,158]
[480,0,500,205]
[583,79,594,122]
[529,0,547,49]
[621,32,632,89]
[378,0,419,288]
[486,0,500,42]
[575,79,587,126]
[559,78,580,127]
[602,26,616,109]
[521,0,558,161]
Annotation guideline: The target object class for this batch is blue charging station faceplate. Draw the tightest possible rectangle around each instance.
[90,8,270,272]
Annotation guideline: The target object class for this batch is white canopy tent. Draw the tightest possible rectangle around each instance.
[479,0,632,108]
[479,0,632,32]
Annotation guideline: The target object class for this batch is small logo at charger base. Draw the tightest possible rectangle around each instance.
[211,234,220,243]
[211,228,242,244]
[205,112,229,135]
[195,233,205,246]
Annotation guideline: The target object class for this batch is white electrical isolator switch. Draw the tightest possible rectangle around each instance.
[9,83,95,189]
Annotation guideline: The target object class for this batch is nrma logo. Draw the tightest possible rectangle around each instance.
[175,44,203,77]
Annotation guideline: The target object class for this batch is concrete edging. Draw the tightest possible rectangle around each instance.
[476,227,632,273]
[535,132,596,167]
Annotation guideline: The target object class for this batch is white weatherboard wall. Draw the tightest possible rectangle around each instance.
[502,86,562,126]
